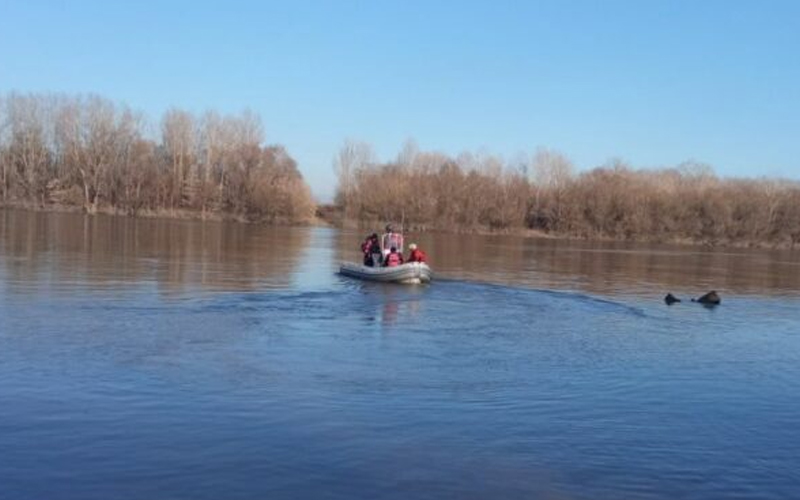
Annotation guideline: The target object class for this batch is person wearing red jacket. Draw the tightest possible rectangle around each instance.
[360,233,381,267]
[384,247,404,267]
[407,243,427,263]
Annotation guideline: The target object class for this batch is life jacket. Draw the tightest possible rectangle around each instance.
[361,239,372,254]
[385,252,402,267]
[409,249,427,263]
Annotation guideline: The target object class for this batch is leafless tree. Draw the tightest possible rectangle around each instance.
[0,95,9,201]
[333,139,375,219]
[5,93,53,204]
[1,92,313,224]
[161,109,196,209]
[333,140,800,247]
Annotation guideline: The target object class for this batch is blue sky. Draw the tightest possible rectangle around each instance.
[1,0,798,201]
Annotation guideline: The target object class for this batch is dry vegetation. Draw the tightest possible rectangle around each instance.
[0,92,314,223]
[3,91,798,247]
[334,140,800,248]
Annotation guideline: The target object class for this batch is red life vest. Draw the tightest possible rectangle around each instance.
[385,252,402,267]
[409,249,427,263]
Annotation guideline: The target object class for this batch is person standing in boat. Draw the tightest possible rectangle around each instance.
[361,233,381,267]
[361,234,373,266]
[368,233,382,267]
[381,224,404,259]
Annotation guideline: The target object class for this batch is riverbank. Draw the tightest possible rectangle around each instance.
[0,201,328,227]
[3,202,797,250]
[314,204,800,250]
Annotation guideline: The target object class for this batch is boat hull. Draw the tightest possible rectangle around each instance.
[339,262,433,284]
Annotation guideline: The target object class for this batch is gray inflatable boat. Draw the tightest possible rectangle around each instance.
[339,262,433,284]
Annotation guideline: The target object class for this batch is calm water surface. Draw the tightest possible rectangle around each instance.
[1,210,799,500]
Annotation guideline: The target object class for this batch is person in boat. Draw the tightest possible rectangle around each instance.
[407,243,427,263]
[361,233,381,267]
[368,233,382,266]
[381,224,404,259]
[360,234,373,266]
[384,246,404,267]
[361,234,372,265]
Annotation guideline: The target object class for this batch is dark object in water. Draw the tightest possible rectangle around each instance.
[664,293,681,305]
[693,290,721,305]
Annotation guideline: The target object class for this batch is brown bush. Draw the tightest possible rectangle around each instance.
[334,142,800,248]
[0,92,313,223]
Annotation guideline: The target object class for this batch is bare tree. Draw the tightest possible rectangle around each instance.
[397,138,419,168]
[531,147,573,192]
[161,109,196,209]
[197,111,224,213]
[0,91,315,224]
[333,139,375,219]
[6,93,53,203]
[0,95,9,201]
[528,147,574,229]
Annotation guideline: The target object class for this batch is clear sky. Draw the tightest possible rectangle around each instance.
[1,0,799,201]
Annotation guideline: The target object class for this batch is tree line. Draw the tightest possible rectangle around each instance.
[3,92,798,247]
[334,140,800,248]
[0,92,314,223]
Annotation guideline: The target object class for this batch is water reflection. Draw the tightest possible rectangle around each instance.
[334,228,800,296]
[0,209,310,295]
[340,280,426,328]
[3,209,800,298]
[375,286,424,327]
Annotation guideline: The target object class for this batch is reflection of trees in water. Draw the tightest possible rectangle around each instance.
[332,228,368,265]
[332,227,800,295]
[514,240,800,295]
[0,210,310,294]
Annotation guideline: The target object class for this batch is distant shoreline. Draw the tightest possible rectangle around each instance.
[0,202,329,227]
[3,203,798,250]
[314,205,799,250]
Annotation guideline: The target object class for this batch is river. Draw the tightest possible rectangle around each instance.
[1,209,799,500]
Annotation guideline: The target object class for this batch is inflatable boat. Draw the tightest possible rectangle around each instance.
[339,261,433,284]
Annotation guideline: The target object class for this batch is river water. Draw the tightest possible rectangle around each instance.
[1,210,799,500]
